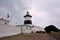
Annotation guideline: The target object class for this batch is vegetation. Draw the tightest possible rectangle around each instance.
[44,25,60,33]
[0,34,23,39]
[36,31,45,33]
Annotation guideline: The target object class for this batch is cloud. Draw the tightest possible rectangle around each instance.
[0,0,60,29]
[28,0,60,28]
[0,0,31,25]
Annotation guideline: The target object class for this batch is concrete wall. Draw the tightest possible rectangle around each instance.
[0,25,33,38]
[22,26,32,33]
[17,25,32,33]
[0,24,44,38]
[0,24,21,38]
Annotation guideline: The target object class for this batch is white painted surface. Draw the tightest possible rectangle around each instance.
[0,24,44,38]
[0,19,9,25]
[0,24,21,38]
[17,25,32,33]
[24,17,31,20]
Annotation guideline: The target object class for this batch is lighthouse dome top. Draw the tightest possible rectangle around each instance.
[24,11,32,17]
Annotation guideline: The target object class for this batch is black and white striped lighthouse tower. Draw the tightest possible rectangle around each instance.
[24,11,32,25]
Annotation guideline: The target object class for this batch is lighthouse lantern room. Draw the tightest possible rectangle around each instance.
[24,11,32,25]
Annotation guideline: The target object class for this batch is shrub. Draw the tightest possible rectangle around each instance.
[36,31,45,33]
[44,25,59,33]
[31,31,33,33]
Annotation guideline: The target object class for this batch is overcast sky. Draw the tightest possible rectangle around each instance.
[0,0,60,29]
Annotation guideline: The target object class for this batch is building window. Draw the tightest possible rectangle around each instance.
[5,22,7,24]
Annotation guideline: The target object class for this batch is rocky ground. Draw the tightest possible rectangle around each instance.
[0,32,60,40]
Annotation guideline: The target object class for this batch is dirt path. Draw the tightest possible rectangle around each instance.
[0,33,57,40]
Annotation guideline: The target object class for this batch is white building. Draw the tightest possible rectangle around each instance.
[0,11,44,38]
[0,18,21,38]
[0,18,10,25]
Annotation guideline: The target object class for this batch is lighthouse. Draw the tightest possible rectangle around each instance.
[24,11,32,25]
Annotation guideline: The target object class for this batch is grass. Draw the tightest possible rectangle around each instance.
[0,33,23,39]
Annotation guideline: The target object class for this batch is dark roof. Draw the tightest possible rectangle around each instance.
[24,14,32,17]
[0,18,10,22]
[24,11,32,17]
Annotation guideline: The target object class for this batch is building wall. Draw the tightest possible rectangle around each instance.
[0,24,21,38]
[17,25,32,33]
[0,20,9,25]
[0,24,33,38]
[24,17,31,20]
[0,24,44,38]
[0,20,5,24]
[22,26,32,33]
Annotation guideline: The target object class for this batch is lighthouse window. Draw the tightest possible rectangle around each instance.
[24,20,32,24]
